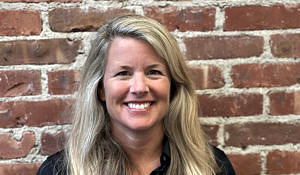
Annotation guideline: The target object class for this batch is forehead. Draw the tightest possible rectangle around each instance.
[106,37,167,67]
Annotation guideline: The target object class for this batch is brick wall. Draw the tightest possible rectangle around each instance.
[0,1,300,175]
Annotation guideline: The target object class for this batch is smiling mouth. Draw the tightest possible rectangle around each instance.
[126,102,152,109]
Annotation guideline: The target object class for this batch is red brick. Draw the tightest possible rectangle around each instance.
[201,125,219,145]
[270,33,300,58]
[269,90,300,115]
[224,4,300,31]
[0,70,41,97]
[144,6,215,31]
[0,163,41,175]
[48,70,80,95]
[189,65,224,89]
[49,8,132,32]
[228,154,261,175]
[225,123,300,146]
[267,150,300,174]
[0,99,73,128]
[0,10,41,36]
[198,93,262,117]
[41,131,66,155]
[231,63,300,88]
[0,39,80,65]
[0,132,35,159]
[184,35,263,60]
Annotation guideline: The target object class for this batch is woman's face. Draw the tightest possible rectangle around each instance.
[100,37,171,134]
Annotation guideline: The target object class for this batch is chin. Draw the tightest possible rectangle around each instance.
[128,124,153,131]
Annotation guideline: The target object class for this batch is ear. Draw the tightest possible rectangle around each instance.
[98,85,106,101]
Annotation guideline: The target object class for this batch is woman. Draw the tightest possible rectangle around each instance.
[37,14,236,175]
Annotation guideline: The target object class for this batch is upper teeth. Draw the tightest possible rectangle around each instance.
[128,103,151,109]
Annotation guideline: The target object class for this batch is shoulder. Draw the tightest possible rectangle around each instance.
[212,146,236,175]
[36,151,66,175]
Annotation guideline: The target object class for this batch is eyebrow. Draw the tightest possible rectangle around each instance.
[119,65,131,69]
[117,64,164,69]
[146,64,164,69]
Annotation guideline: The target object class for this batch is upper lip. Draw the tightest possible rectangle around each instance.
[124,101,154,104]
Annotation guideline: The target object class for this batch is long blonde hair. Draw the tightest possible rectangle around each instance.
[66,14,219,175]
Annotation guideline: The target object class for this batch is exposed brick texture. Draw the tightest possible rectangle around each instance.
[49,8,132,32]
[201,125,219,145]
[224,4,300,31]
[198,93,263,117]
[0,163,41,175]
[269,90,300,115]
[228,154,261,175]
[267,150,300,174]
[270,33,300,58]
[189,65,224,89]
[0,39,81,65]
[48,70,80,95]
[231,63,300,88]
[41,131,66,155]
[1,2,299,174]
[184,35,264,60]
[224,123,300,147]
[0,99,73,128]
[0,10,41,36]
[0,132,35,159]
[144,6,215,31]
[0,70,41,97]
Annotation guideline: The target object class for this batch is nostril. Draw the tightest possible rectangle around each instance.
[130,82,149,94]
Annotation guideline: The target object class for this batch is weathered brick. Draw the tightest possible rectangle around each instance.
[269,90,300,115]
[144,6,215,31]
[0,132,35,159]
[224,4,300,31]
[0,39,80,65]
[270,33,300,58]
[49,8,132,32]
[189,65,224,89]
[231,63,300,88]
[0,163,41,175]
[225,123,300,146]
[267,150,300,174]
[0,70,41,97]
[0,10,41,36]
[48,70,80,95]
[201,125,219,145]
[184,35,263,60]
[198,93,263,117]
[228,154,261,175]
[41,131,66,155]
[0,99,73,128]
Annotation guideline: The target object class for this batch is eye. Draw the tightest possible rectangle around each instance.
[147,70,162,75]
[116,71,131,77]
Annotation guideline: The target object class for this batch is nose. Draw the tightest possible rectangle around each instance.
[130,72,149,96]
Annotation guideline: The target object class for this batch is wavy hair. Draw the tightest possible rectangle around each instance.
[65,14,219,175]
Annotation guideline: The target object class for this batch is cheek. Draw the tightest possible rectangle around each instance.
[104,81,128,103]
[156,80,171,102]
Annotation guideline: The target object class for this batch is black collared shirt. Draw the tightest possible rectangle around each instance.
[150,137,170,175]
[37,139,236,175]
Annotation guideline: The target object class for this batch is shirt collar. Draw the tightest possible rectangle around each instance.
[150,136,171,175]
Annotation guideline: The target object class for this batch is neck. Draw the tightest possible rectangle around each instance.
[112,126,164,175]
